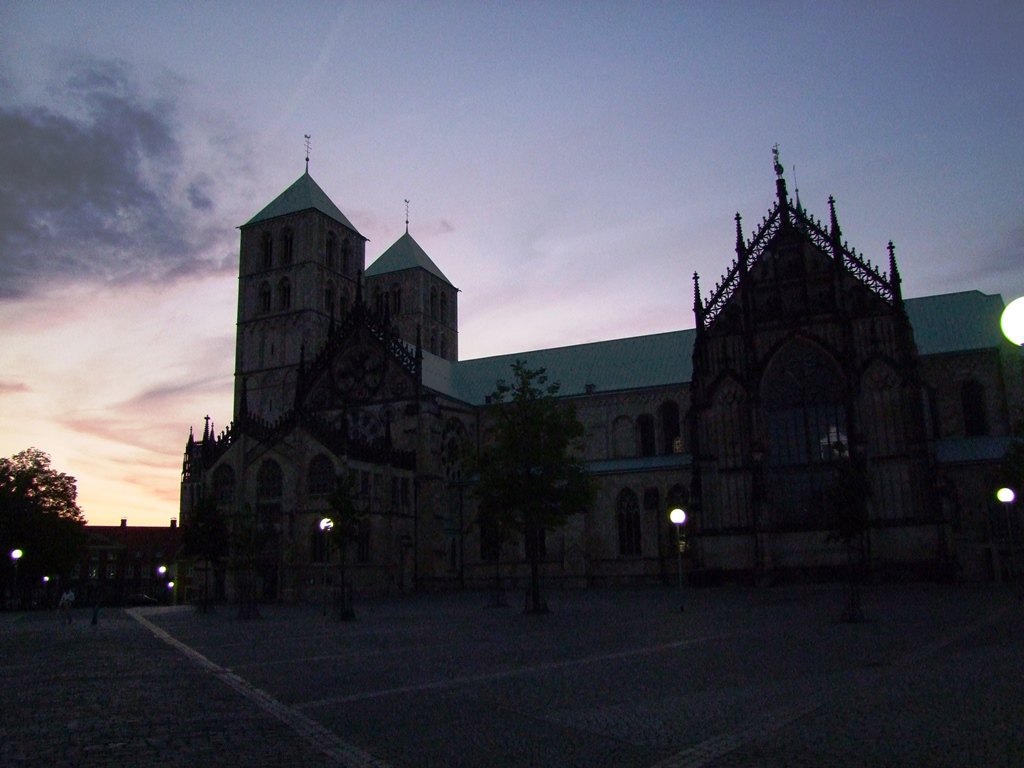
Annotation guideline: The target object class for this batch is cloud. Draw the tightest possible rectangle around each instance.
[0,58,242,299]
[0,381,30,393]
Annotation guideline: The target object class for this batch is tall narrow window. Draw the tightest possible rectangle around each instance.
[325,284,335,317]
[617,489,642,556]
[392,285,402,315]
[430,332,438,356]
[638,414,656,457]
[342,239,351,274]
[962,380,988,436]
[659,401,681,455]
[259,283,271,314]
[281,229,294,266]
[430,287,439,320]
[278,278,291,311]
[440,335,449,360]
[212,464,236,506]
[261,233,273,270]
[440,292,449,324]
[325,232,336,269]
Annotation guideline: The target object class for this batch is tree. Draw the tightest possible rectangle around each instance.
[823,440,871,623]
[0,449,85,609]
[325,472,368,620]
[472,361,596,613]
[229,504,262,620]
[181,493,228,613]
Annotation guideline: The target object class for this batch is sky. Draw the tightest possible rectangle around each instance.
[1,1,1022,527]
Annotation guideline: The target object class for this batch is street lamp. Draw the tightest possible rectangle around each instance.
[319,518,333,616]
[997,488,1017,588]
[1000,297,1024,345]
[10,549,23,609]
[669,508,686,612]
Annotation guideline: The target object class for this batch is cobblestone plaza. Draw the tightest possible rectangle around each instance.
[2,584,1022,767]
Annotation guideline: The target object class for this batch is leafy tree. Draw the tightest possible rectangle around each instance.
[228,504,262,620]
[823,440,871,623]
[181,493,228,613]
[0,449,85,609]
[325,472,368,620]
[472,361,596,613]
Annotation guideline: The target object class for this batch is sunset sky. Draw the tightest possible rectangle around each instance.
[1,2,1022,527]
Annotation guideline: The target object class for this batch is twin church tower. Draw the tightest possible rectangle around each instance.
[235,170,458,422]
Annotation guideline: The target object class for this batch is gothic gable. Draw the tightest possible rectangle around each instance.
[296,298,420,413]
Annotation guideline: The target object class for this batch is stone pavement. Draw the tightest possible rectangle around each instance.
[2,583,1022,767]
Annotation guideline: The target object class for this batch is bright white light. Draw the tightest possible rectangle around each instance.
[997,487,1016,504]
[157,565,167,575]
[319,517,334,531]
[669,508,686,525]
[167,581,175,589]
[42,575,49,582]
[10,549,22,561]
[1001,297,1024,345]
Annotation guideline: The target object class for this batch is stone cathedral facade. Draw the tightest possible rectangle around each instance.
[180,165,1022,602]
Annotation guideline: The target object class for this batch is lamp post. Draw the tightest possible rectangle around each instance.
[669,508,686,612]
[997,488,1017,589]
[10,549,23,609]
[319,518,333,617]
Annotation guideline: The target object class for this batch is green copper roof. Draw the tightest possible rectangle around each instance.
[904,291,1006,355]
[365,231,454,287]
[421,290,1009,406]
[423,329,695,405]
[244,171,363,235]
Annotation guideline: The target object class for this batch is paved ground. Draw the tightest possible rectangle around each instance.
[2,583,1022,767]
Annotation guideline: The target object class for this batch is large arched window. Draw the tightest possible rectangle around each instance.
[761,339,846,529]
[278,277,291,311]
[961,379,988,436]
[617,489,642,556]
[256,459,283,500]
[258,282,271,314]
[308,454,335,496]
[212,464,235,506]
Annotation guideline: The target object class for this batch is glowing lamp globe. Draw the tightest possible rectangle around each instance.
[1000,297,1024,346]
[997,487,1015,504]
[319,518,334,531]
[669,508,686,525]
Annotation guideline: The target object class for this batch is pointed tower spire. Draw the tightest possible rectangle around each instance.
[828,195,842,242]
[734,212,746,270]
[888,240,903,307]
[304,134,311,174]
[405,199,410,234]
[202,415,210,443]
[693,271,703,318]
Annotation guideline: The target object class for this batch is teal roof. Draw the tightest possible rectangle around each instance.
[424,329,695,405]
[365,231,454,287]
[244,171,363,235]
[421,290,1009,406]
[904,291,1006,355]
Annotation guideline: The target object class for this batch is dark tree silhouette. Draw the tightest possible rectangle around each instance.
[0,448,85,609]
[182,493,228,613]
[472,361,596,614]
[325,472,368,621]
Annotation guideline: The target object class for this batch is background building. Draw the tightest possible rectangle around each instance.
[181,165,1023,602]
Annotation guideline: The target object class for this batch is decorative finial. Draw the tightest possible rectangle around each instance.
[772,144,784,178]
[304,134,311,173]
[793,164,801,211]
[828,195,841,242]
[405,199,410,234]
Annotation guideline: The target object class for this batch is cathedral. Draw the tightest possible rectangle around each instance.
[180,160,1022,602]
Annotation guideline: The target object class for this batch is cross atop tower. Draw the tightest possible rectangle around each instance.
[405,199,410,234]
[304,134,311,173]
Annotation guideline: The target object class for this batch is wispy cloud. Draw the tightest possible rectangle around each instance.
[0,381,30,393]
[0,57,246,299]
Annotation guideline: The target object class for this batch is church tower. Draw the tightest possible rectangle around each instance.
[234,171,366,420]
[365,227,459,360]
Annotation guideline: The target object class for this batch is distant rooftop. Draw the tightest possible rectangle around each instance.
[366,231,455,287]
[244,171,363,236]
